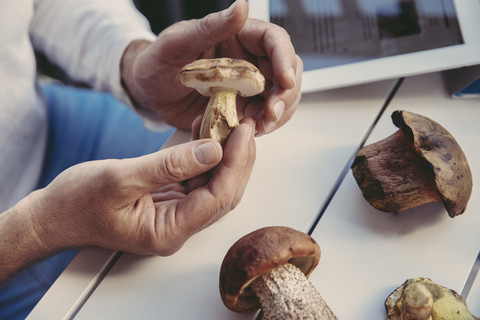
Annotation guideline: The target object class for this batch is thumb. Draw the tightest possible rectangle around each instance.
[160,0,248,62]
[121,140,223,192]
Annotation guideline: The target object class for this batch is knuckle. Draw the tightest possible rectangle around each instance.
[275,23,291,39]
[97,161,123,188]
[156,242,184,256]
[196,15,213,38]
[149,234,186,256]
[219,193,238,214]
[269,23,292,43]
[161,152,188,181]
[297,55,304,68]
[230,197,241,211]
[128,228,185,257]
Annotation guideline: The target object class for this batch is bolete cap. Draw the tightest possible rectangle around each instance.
[392,110,473,217]
[179,58,265,97]
[385,277,475,320]
[219,226,321,313]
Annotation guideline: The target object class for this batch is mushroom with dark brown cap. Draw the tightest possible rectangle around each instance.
[351,110,473,217]
[219,226,337,319]
[179,58,265,144]
[385,277,478,320]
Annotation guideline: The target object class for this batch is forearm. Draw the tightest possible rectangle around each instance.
[0,190,60,284]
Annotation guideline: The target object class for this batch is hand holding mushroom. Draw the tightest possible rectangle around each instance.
[12,122,255,265]
[120,0,302,135]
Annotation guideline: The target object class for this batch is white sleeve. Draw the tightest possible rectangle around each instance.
[30,0,170,131]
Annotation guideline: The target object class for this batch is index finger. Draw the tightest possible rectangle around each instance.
[237,19,298,90]
[154,0,249,66]
[174,121,255,235]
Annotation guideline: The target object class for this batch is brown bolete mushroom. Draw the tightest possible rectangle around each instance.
[351,110,472,217]
[385,277,479,320]
[179,58,265,144]
[219,226,337,319]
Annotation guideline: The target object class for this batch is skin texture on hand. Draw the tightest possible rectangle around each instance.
[121,0,302,136]
[0,119,255,283]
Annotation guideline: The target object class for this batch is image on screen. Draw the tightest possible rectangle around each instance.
[270,0,464,71]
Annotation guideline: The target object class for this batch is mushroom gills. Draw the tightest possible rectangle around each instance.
[251,262,338,320]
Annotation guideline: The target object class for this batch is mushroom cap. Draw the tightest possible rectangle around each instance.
[179,58,265,97]
[392,110,473,217]
[385,277,475,320]
[219,226,321,313]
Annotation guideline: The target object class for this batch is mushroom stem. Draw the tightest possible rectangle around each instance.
[351,129,441,213]
[199,87,239,144]
[251,262,337,320]
[401,282,434,320]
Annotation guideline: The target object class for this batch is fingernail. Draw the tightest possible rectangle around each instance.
[249,122,255,137]
[222,0,237,17]
[254,127,263,137]
[194,142,219,165]
[263,119,275,134]
[288,67,296,86]
[273,100,285,122]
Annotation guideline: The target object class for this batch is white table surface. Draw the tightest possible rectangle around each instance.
[310,72,480,319]
[28,73,480,319]
[467,259,480,316]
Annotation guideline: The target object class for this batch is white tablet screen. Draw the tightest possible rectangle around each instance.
[270,0,463,71]
[250,0,480,92]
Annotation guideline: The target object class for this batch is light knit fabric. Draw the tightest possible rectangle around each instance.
[0,0,167,212]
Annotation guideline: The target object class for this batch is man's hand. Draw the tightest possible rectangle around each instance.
[0,120,255,282]
[121,0,302,136]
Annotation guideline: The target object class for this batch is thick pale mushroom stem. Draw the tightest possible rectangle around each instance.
[251,263,338,320]
[199,87,239,144]
[401,283,434,320]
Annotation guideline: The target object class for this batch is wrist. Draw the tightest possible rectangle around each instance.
[0,190,61,282]
[120,39,153,111]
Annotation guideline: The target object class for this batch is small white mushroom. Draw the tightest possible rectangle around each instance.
[219,226,337,319]
[179,58,265,144]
